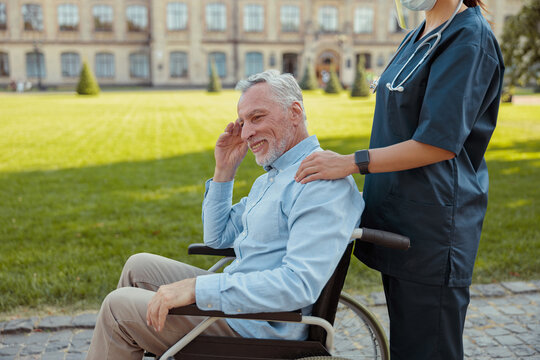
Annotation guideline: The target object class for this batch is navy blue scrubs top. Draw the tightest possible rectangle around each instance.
[356,6,504,287]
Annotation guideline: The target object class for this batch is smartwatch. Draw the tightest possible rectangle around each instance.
[354,150,370,175]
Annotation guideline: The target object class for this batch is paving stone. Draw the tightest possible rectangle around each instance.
[487,315,515,324]
[485,346,515,358]
[37,317,73,331]
[3,319,36,334]
[369,292,386,306]
[498,306,526,316]
[71,313,97,329]
[517,332,540,345]
[0,345,21,356]
[49,330,73,343]
[464,328,484,337]
[508,345,536,357]
[501,281,539,294]
[65,353,86,360]
[71,330,93,343]
[1,334,29,346]
[19,343,44,355]
[45,341,69,352]
[473,336,498,347]
[504,324,528,334]
[467,316,490,327]
[474,284,507,297]
[496,334,523,346]
[479,305,501,316]
[24,332,50,345]
[486,327,510,336]
[41,352,67,360]
[525,293,540,303]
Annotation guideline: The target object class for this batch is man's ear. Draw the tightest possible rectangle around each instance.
[289,101,304,126]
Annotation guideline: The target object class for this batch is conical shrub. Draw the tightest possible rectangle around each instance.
[207,60,222,93]
[299,60,318,90]
[76,61,100,95]
[324,65,342,94]
[351,55,370,97]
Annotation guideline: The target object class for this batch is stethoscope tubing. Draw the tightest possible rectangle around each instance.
[372,0,464,93]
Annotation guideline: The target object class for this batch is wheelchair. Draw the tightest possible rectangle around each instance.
[149,227,409,360]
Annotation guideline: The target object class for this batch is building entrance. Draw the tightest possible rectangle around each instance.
[316,50,340,86]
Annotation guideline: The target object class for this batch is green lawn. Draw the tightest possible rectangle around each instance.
[0,90,538,314]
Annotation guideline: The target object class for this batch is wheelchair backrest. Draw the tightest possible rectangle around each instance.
[308,241,354,344]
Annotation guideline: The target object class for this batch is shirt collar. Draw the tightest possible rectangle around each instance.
[263,135,320,172]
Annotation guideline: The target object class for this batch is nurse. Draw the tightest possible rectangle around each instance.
[295,0,504,359]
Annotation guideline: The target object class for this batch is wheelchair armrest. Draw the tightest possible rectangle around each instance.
[188,244,235,257]
[169,304,302,322]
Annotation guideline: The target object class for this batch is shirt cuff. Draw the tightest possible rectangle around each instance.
[204,179,234,201]
[195,273,223,312]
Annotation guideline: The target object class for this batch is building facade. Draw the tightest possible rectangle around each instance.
[0,0,524,88]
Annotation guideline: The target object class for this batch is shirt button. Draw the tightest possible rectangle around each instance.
[242,231,247,236]
[207,304,212,308]
[237,309,242,313]
[269,178,274,182]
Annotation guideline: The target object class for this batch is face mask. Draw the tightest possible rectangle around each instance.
[400,0,437,11]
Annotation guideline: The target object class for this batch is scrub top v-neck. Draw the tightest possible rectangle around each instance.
[355,6,504,287]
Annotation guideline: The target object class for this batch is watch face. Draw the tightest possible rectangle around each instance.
[355,150,369,164]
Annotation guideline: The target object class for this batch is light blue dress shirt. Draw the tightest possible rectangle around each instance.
[195,135,364,340]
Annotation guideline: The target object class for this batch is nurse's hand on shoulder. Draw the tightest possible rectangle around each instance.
[295,151,357,184]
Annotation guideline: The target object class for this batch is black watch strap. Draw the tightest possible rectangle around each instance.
[354,150,370,175]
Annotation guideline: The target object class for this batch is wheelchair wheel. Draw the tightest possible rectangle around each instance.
[329,292,389,360]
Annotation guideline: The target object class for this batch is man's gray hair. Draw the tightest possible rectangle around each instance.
[235,70,306,122]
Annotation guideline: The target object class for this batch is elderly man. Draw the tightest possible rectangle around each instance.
[86,70,363,359]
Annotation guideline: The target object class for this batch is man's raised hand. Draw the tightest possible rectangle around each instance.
[213,120,248,182]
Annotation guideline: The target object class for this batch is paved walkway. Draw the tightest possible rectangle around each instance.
[1,281,538,360]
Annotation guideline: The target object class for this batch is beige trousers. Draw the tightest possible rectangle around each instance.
[86,253,239,360]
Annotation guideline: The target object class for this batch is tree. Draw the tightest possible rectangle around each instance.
[299,60,319,90]
[350,55,370,97]
[500,0,540,93]
[207,60,222,93]
[324,64,343,94]
[76,61,100,95]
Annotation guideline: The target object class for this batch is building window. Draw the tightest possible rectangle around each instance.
[354,7,373,34]
[244,4,263,32]
[0,52,9,76]
[280,5,299,32]
[170,51,188,78]
[58,4,79,31]
[206,3,226,31]
[95,53,115,78]
[0,3,7,30]
[61,52,80,77]
[208,52,226,78]
[22,4,43,31]
[93,5,113,32]
[129,53,149,78]
[356,53,372,70]
[126,5,148,32]
[245,52,263,77]
[26,52,46,78]
[318,6,338,32]
[167,3,187,30]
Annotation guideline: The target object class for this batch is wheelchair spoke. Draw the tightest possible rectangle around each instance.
[331,294,389,360]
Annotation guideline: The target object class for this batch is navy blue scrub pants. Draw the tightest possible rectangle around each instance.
[382,274,470,360]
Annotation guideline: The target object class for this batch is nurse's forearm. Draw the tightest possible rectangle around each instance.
[368,140,455,173]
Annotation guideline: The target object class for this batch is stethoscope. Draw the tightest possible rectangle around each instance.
[371,0,464,92]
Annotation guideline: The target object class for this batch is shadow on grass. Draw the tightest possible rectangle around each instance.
[1,135,537,311]
[0,135,371,311]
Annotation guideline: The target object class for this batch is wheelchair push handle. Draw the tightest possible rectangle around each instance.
[352,227,410,250]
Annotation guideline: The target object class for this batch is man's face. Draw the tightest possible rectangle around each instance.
[237,83,295,167]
